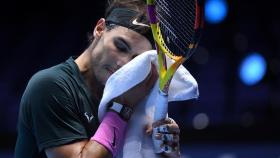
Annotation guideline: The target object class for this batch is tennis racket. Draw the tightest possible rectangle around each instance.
[146,0,203,122]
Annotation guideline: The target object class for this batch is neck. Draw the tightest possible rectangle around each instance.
[75,45,104,101]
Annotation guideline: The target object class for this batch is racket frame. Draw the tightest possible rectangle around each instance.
[147,0,186,94]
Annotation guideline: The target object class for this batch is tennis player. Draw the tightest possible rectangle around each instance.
[15,0,181,157]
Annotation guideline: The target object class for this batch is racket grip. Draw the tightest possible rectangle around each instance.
[153,91,168,153]
[154,90,168,121]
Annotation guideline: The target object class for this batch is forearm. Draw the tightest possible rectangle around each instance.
[80,140,112,158]
[82,111,127,158]
[91,111,127,158]
[46,139,111,158]
[46,111,127,158]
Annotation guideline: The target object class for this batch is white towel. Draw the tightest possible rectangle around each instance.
[98,50,199,158]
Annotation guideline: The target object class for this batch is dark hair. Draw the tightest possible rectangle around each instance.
[88,0,150,43]
[105,0,147,18]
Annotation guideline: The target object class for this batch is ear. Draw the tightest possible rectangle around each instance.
[93,18,106,38]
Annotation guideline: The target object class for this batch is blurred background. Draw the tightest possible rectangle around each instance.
[0,0,280,157]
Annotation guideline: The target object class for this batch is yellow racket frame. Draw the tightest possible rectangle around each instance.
[147,0,191,93]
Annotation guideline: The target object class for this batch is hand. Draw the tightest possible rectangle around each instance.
[145,118,181,158]
[113,63,158,108]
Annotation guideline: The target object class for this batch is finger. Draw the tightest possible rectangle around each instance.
[153,127,179,141]
[166,123,180,134]
[154,132,162,140]
[154,124,169,133]
[161,134,179,147]
[152,118,173,127]
[152,130,180,154]
[162,133,173,143]
[152,133,179,142]
[144,124,153,135]
[161,145,173,153]
[158,143,180,153]
[161,135,180,156]
[154,124,180,134]
[162,145,181,158]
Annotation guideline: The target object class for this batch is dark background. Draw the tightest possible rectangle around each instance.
[0,0,280,157]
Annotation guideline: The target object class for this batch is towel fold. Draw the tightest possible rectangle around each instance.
[98,50,199,158]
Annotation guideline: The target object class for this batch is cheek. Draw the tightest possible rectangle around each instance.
[102,45,120,63]
[92,48,113,82]
[95,69,109,85]
[92,41,110,63]
[93,36,120,67]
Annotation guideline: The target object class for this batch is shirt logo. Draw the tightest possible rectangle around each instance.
[112,127,116,147]
[84,112,94,123]
[132,18,150,27]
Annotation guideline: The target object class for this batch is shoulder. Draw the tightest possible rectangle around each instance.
[27,60,75,92]
[31,63,67,83]
[19,62,81,125]
[19,63,76,128]
[26,57,80,93]
[21,62,76,108]
[27,68,64,93]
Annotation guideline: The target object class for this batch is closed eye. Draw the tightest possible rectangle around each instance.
[113,37,131,53]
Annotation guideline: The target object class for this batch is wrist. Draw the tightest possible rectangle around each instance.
[109,102,133,121]
[91,112,127,157]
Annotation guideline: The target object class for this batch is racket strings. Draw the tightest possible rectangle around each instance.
[158,1,195,52]
[155,0,197,57]
[157,9,193,47]
[157,0,196,39]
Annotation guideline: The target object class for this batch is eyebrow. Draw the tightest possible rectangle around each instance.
[116,37,132,51]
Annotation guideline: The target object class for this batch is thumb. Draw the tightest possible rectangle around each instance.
[144,124,153,135]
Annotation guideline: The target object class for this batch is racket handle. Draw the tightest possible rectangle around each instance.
[154,90,168,121]
[153,90,168,153]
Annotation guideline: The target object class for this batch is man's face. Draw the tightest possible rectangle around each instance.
[91,24,152,85]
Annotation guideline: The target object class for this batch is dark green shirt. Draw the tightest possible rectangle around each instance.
[15,57,100,158]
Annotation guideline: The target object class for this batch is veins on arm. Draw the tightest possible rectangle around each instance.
[45,140,112,158]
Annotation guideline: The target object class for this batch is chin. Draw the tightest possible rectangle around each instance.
[102,78,108,85]
[101,74,111,85]
[95,69,110,85]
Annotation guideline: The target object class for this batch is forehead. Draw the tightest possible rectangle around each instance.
[106,26,152,51]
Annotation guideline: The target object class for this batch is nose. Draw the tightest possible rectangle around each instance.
[116,54,133,68]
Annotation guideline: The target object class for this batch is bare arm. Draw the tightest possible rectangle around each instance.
[45,139,112,158]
